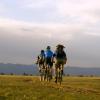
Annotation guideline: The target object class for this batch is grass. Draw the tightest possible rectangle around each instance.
[0,75,100,100]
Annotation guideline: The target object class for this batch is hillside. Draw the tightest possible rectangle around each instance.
[0,63,100,76]
[0,75,100,100]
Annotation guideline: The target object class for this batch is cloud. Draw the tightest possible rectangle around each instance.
[0,0,100,66]
[0,17,75,40]
[23,0,49,9]
[1,0,99,25]
[18,0,50,9]
[0,2,7,13]
[0,16,100,40]
[16,0,100,27]
[56,0,100,23]
[86,33,100,37]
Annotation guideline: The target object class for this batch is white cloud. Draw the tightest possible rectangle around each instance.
[18,0,50,9]
[0,2,7,13]
[56,0,100,23]
[0,0,100,66]
[16,0,100,25]
[0,15,100,41]
[23,1,49,9]
[0,17,74,40]
[86,33,100,36]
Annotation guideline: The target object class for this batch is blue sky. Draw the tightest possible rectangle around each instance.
[0,0,100,67]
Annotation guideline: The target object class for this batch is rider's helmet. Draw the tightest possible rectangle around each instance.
[41,50,44,53]
[56,44,65,49]
[46,46,51,50]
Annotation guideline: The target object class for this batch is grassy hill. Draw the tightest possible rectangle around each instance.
[0,75,100,100]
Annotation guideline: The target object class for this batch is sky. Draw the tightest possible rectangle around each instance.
[0,0,100,67]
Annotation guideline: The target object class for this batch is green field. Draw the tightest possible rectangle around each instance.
[0,75,100,100]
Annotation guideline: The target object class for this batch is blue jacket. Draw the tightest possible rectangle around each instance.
[45,50,53,58]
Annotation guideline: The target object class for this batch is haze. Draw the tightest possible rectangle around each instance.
[0,0,100,67]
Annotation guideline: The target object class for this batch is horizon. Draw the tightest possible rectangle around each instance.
[0,0,100,67]
[0,62,100,68]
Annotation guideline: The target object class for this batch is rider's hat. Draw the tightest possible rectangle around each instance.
[41,50,44,53]
[56,44,65,48]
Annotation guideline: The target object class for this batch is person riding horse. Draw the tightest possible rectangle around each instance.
[37,50,45,72]
[54,44,67,75]
[44,46,54,80]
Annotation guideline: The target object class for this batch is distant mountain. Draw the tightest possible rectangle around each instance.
[0,63,38,75]
[0,63,100,76]
[64,67,100,76]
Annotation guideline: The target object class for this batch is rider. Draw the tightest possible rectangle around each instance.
[44,46,54,67]
[37,50,45,72]
[44,46,54,78]
[54,44,67,75]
